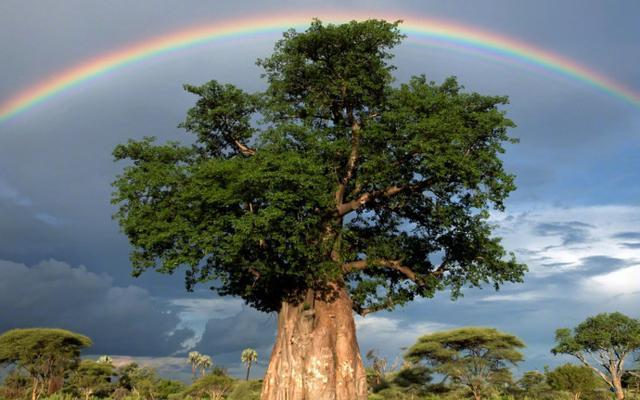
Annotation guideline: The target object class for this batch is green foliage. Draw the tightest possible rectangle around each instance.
[552,312,640,396]
[227,380,262,400]
[0,328,92,399]
[112,19,525,315]
[546,364,598,399]
[184,373,235,399]
[0,371,29,399]
[553,312,640,356]
[405,327,524,399]
[515,370,553,399]
[154,379,186,399]
[68,360,115,399]
[114,363,162,399]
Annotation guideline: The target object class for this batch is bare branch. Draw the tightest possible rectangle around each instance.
[232,139,256,156]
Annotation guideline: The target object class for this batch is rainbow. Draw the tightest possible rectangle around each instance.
[1,11,639,123]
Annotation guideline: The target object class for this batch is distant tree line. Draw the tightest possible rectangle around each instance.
[0,311,639,399]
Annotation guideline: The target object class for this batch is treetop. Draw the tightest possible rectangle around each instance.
[112,19,525,314]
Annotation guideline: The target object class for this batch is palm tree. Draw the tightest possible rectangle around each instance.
[198,355,213,377]
[241,348,258,381]
[188,351,202,379]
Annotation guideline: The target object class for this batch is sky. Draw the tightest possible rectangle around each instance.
[1,0,639,380]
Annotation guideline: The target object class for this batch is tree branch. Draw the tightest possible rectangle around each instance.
[343,259,418,282]
[232,139,256,156]
[343,258,447,283]
[335,120,361,205]
[336,179,433,216]
[575,353,613,387]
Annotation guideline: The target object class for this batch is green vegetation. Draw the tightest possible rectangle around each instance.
[0,328,92,400]
[552,312,640,400]
[1,314,640,399]
[111,18,526,397]
[546,364,599,400]
[3,20,639,400]
[405,327,525,400]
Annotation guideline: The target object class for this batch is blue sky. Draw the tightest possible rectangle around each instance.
[0,0,639,379]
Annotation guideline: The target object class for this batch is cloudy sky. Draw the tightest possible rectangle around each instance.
[1,0,639,379]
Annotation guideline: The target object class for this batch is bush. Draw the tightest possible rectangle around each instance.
[227,380,262,400]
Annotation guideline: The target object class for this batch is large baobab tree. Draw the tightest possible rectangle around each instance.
[112,19,525,400]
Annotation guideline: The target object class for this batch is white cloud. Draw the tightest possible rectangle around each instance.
[582,265,640,296]
[355,315,453,360]
[493,205,640,277]
[170,297,244,346]
[481,291,549,302]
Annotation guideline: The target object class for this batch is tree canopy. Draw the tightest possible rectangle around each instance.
[552,312,640,399]
[405,327,525,400]
[112,19,525,316]
[546,364,599,400]
[0,328,92,400]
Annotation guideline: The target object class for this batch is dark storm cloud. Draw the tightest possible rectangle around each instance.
[195,308,276,357]
[0,259,195,356]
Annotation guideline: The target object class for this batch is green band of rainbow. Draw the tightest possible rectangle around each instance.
[1,12,639,123]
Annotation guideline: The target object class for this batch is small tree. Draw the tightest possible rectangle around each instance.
[241,348,258,381]
[517,370,551,399]
[186,374,234,400]
[69,360,115,400]
[116,363,159,400]
[0,328,92,400]
[405,327,525,400]
[546,364,598,400]
[366,350,389,388]
[552,312,640,400]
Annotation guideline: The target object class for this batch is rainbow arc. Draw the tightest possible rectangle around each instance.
[1,12,639,123]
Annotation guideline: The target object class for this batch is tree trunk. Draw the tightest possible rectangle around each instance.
[261,284,368,400]
[613,375,625,400]
[31,378,38,400]
[246,362,252,381]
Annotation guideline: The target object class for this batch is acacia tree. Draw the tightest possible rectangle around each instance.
[0,328,92,400]
[404,327,525,400]
[112,19,525,400]
[552,312,640,400]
